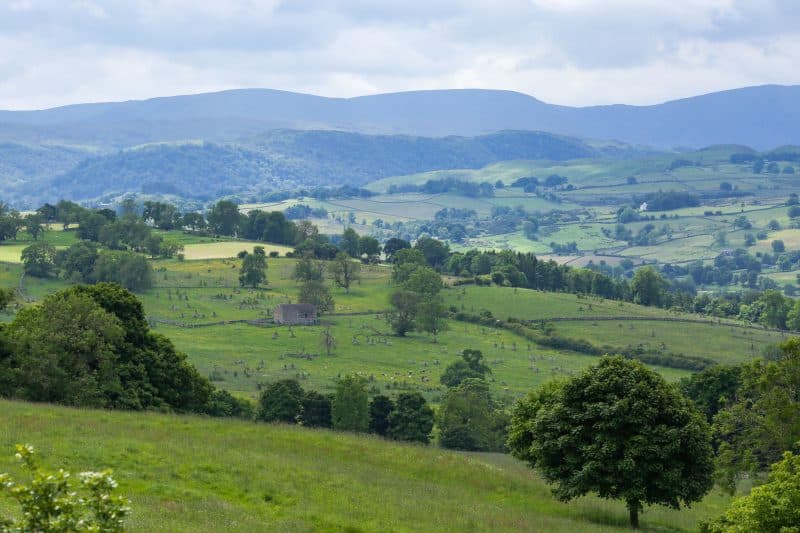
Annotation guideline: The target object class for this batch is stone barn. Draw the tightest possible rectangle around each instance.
[273,303,318,325]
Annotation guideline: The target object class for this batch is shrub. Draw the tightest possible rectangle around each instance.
[0,444,130,532]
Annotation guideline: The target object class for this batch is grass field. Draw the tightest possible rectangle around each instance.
[11,255,784,403]
[0,400,734,532]
[180,241,294,260]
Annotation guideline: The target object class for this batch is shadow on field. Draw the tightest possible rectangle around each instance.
[578,507,688,532]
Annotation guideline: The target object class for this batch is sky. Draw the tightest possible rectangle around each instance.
[1,0,799,110]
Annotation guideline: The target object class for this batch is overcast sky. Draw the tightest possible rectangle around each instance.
[1,0,799,110]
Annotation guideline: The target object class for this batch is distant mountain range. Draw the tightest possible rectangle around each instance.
[1,84,799,207]
[1,84,799,150]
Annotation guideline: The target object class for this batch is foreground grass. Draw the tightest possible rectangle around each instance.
[0,400,731,532]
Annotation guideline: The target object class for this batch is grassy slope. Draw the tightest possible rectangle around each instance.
[0,400,732,532]
[14,255,783,403]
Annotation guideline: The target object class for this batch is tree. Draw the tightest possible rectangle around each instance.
[298,279,334,314]
[293,254,324,283]
[388,392,434,443]
[368,395,395,436]
[181,212,207,232]
[508,357,714,529]
[0,288,13,312]
[678,364,742,422]
[206,389,254,419]
[383,237,410,262]
[256,379,304,423]
[713,338,800,492]
[239,246,268,288]
[387,290,420,336]
[340,227,361,257]
[0,444,130,533]
[772,239,785,253]
[440,349,491,387]
[416,296,448,341]
[23,213,44,241]
[414,237,449,268]
[301,390,333,428]
[759,289,789,329]
[3,291,125,406]
[328,252,360,293]
[630,266,667,307]
[2,284,213,413]
[332,375,369,432]
[207,200,242,236]
[320,327,336,356]
[439,378,507,452]
[701,451,800,533]
[358,236,381,262]
[21,242,56,278]
[91,251,153,291]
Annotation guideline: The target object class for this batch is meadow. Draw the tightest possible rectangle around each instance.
[0,399,734,532]
[9,250,784,404]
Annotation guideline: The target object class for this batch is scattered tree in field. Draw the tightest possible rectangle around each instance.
[294,254,334,313]
[440,349,491,387]
[239,246,268,288]
[388,392,434,444]
[320,327,336,356]
[700,451,800,533]
[328,252,360,293]
[772,239,785,253]
[387,290,420,336]
[368,395,394,436]
[332,375,369,432]
[91,250,153,292]
[508,357,714,529]
[21,242,56,278]
[256,379,304,423]
[0,444,130,533]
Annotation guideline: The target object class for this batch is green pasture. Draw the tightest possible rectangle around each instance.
[0,400,734,532]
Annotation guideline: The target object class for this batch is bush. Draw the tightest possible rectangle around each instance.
[0,444,130,532]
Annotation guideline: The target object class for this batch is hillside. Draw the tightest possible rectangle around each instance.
[0,399,732,532]
[1,85,799,149]
[31,131,622,204]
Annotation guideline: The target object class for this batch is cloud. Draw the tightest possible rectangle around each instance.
[0,0,799,109]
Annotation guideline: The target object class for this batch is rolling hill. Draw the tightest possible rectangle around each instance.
[0,399,732,532]
[1,85,799,149]
[35,130,634,204]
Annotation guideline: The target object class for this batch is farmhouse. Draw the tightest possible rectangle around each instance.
[273,303,318,325]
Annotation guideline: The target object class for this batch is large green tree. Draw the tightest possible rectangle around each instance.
[508,357,714,529]
[713,337,800,493]
[21,242,56,278]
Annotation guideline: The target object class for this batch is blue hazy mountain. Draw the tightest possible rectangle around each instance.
[1,85,798,149]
